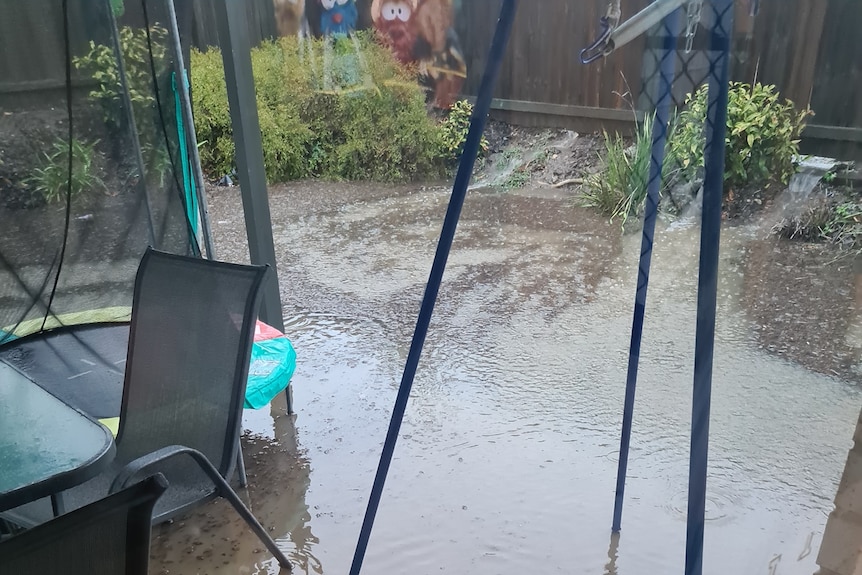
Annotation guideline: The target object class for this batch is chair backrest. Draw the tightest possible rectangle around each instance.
[117,248,268,488]
[0,474,167,575]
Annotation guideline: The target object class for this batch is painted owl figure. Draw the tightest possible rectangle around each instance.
[371,0,466,108]
[320,0,359,37]
[371,0,419,64]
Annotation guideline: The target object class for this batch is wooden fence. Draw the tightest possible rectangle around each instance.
[455,0,862,152]
[0,0,96,96]
[1,0,860,154]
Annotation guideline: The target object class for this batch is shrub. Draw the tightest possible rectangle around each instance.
[187,48,235,179]
[438,99,488,164]
[821,201,862,248]
[73,25,173,183]
[28,138,103,204]
[771,193,836,242]
[581,113,676,226]
[190,32,445,183]
[669,82,812,191]
[74,25,168,135]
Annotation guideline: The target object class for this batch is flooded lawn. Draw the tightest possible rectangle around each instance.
[151,181,862,575]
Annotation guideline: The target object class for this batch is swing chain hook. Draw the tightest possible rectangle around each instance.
[580,0,622,64]
[684,0,704,54]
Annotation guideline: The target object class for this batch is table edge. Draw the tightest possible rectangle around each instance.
[0,361,118,512]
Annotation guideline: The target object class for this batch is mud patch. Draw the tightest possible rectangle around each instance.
[167,179,862,575]
[149,428,313,575]
[208,181,621,343]
[723,181,785,222]
[472,121,604,192]
[742,237,860,382]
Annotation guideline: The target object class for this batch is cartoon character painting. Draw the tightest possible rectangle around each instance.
[270,0,466,107]
[274,0,305,37]
[371,0,466,108]
[320,0,359,36]
[372,0,416,63]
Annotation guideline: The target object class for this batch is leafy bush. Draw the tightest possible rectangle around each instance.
[581,114,676,225]
[74,25,173,182]
[190,33,446,183]
[187,48,235,179]
[74,25,168,135]
[438,99,488,163]
[821,201,862,248]
[669,82,812,191]
[28,138,103,204]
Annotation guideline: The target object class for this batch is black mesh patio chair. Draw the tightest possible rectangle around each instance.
[0,474,167,575]
[2,247,291,569]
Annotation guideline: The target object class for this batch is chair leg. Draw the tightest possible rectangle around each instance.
[111,446,292,571]
[214,476,291,569]
[285,386,294,416]
[51,493,65,516]
[205,463,290,570]
[236,439,248,487]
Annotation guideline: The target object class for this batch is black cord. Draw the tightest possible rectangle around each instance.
[139,0,201,257]
[40,0,75,333]
[1,251,62,345]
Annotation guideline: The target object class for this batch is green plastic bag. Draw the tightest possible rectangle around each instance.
[245,321,297,409]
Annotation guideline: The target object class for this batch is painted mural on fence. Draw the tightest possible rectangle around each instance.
[272,0,466,108]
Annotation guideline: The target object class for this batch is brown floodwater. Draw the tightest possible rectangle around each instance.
[150,182,862,575]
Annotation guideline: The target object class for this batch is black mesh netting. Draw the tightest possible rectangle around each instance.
[0,0,199,345]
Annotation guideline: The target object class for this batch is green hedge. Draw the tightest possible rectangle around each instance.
[190,33,448,183]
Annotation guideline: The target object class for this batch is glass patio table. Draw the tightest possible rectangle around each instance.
[0,362,115,513]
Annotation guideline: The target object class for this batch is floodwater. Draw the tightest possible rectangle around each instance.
[151,182,862,575]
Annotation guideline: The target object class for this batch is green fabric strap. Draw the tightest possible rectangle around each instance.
[172,70,198,235]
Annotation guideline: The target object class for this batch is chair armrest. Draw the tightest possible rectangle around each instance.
[109,445,222,495]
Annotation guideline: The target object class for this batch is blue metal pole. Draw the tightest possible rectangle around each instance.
[685,1,732,574]
[612,8,681,533]
[347,3,518,574]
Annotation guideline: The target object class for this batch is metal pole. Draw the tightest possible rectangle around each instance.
[163,0,217,259]
[685,1,732,573]
[108,0,157,247]
[612,7,681,534]
[347,2,518,573]
[212,0,284,331]
[611,0,687,52]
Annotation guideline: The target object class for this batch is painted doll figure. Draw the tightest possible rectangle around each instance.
[320,0,359,36]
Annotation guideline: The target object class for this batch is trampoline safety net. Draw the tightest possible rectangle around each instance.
[0,0,200,345]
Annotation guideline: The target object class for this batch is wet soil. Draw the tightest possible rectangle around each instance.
[0,106,163,266]
[7,109,856,572]
[6,87,861,575]
[723,181,786,221]
[472,121,604,191]
[743,238,860,381]
[207,180,621,339]
[149,429,314,575]
[145,177,862,575]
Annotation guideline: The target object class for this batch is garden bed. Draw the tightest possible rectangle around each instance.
[0,104,186,268]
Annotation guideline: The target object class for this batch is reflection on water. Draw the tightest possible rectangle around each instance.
[816,405,862,575]
[605,533,620,575]
[155,184,862,575]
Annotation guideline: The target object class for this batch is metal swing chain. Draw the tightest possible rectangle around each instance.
[607,0,623,28]
[684,0,704,53]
